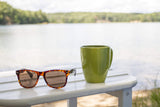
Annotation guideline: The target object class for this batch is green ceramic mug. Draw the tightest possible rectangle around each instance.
[81,45,113,83]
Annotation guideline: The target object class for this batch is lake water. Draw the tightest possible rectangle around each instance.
[0,23,160,90]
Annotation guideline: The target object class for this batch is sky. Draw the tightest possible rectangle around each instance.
[1,0,160,13]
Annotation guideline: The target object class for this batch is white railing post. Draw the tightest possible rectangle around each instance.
[117,88,132,107]
[67,97,77,107]
[118,88,132,107]
[108,88,132,107]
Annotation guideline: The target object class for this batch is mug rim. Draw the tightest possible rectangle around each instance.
[81,45,110,49]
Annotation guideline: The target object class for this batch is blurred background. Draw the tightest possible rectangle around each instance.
[0,0,160,91]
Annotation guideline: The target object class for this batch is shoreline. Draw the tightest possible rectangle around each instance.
[1,22,160,26]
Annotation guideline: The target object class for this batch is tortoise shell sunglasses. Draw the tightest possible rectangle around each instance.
[16,69,76,89]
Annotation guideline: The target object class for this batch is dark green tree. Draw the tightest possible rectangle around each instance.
[0,1,48,24]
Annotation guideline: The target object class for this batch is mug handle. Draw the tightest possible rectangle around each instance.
[108,48,113,69]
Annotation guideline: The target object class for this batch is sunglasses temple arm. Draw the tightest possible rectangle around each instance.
[70,67,82,76]
[70,69,76,76]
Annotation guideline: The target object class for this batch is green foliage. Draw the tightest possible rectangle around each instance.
[132,90,150,107]
[150,88,160,107]
[47,12,160,23]
[0,1,48,24]
[1,1,160,24]
[132,95,149,107]
[132,75,160,107]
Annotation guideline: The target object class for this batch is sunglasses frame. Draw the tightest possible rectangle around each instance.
[16,69,75,89]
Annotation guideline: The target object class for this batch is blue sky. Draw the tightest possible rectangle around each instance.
[1,0,160,13]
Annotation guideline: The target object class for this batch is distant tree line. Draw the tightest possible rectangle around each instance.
[0,1,48,24]
[47,12,160,23]
[1,1,160,24]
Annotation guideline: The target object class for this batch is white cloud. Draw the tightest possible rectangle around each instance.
[1,0,160,13]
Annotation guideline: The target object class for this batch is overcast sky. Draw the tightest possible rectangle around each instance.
[1,0,160,13]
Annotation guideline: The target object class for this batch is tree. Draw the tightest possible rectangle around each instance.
[0,1,48,24]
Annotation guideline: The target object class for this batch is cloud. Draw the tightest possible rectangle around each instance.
[2,0,160,13]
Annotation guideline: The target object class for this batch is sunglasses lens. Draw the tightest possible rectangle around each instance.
[45,71,66,88]
[19,70,38,88]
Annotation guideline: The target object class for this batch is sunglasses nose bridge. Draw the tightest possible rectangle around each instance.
[39,72,44,76]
